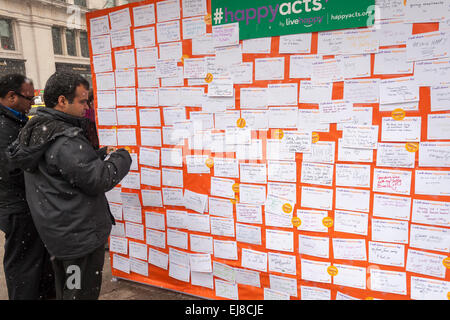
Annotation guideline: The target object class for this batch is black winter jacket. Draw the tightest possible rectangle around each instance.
[0,104,29,217]
[8,107,131,259]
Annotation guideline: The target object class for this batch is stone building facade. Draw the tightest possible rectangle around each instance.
[0,0,137,89]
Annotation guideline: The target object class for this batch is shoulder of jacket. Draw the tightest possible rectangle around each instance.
[47,128,92,157]
[0,106,26,125]
[0,111,20,125]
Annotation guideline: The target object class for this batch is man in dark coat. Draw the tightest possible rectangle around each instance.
[0,74,55,300]
[8,72,132,300]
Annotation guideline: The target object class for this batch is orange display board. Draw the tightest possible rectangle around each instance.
[86,0,449,300]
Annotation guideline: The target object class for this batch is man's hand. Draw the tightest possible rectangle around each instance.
[106,146,117,154]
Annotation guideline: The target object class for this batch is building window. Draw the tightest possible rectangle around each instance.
[0,18,15,51]
[52,26,63,55]
[55,63,92,86]
[74,0,87,7]
[65,29,77,56]
[80,31,89,58]
[104,0,116,7]
[0,59,26,76]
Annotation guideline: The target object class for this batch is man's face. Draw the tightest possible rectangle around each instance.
[62,85,89,118]
[14,81,35,115]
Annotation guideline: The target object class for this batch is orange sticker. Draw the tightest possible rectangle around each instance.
[272,129,284,140]
[204,13,212,25]
[405,142,419,153]
[312,132,320,144]
[322,217,334,228]
[365,297,374,301]
[443,257,450,269]
[125,147,131,153]
[205,73,214,83]
[232,183,240,193]
[230,196,239,204]
[327,265,338,276]
[392,108,406,121]
[236,118,246,128]
[291,217,301,227]
[181,54,190,65]
[205,158,214,168]
[282,203,293,214]
[447,292,450,300]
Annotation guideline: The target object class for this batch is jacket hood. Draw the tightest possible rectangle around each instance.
[7,107,89,172]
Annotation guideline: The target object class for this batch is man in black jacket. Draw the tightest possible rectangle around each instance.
[0,74,55,300]
[8,72,132,300]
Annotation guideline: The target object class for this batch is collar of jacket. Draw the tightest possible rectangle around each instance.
[35,107,89,129]
[0,103,28,124]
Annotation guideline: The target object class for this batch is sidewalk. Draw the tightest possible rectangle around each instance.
[0,234,201,300]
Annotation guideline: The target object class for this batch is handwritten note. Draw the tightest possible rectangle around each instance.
[427,114,450,140]
[301,162,334,187]
[419,142,450,167]
[311,59,343,83]
[373,168,412,195]
[341,125,378,150]
[414,59,450,87]
[212,22,239,48]
[411,276,450,300]
[381,117,421,142]
[368,241,405,268]
[430,85,450,111]
[415,170,450,196]
[379,77,419,105]
[335,164,371,188]
[374,49,414,75]
[373,194,411,221]
[407,31,449,62]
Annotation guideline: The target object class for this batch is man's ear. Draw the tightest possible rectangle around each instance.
[56,95,67,109]
[53,95,68,111]
[6,91,17,102]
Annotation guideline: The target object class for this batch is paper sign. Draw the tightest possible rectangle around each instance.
[407,31,450,62]
[415,170,450,196]
[212,22,239,47]
[342,125,378,150]
[381,117,421,142]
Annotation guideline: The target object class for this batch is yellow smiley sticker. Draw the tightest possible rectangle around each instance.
[232,183,240,193]
[205,158,214,168]
[392,108,406,121]
[236,118,246,128]
[443,257,450,269]
[282,203,293,214]
[205,73,214,83]
[204,13,212,25]
[322,217,334,228]
[272,129,284,140]
[327,265,338,276]
[291,217,301,227]
[312,132,320,144]
[405,142,419,153]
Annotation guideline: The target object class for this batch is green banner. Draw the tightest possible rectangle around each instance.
[211,0,376,40]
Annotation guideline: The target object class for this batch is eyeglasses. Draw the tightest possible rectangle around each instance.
[14,92,36,103]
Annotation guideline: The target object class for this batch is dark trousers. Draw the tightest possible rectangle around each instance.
[51,244,106,300]
[0,211,55,300]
